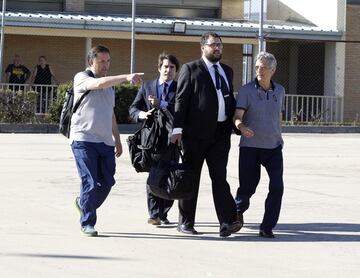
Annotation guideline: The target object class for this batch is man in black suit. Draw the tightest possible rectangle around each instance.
[170,32,241,237]
[129,52,180,225]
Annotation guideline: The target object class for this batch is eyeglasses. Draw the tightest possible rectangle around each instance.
[204,43,223,49]
[255,65,271,71]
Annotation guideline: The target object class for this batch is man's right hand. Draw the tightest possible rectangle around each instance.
[138,108,155,120]
[170,133,182,145]
[127,73,144,85]
[145,108,155,118]
[148,95,160,108]
[239,126,255,138]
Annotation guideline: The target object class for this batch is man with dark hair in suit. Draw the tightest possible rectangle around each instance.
[129,52,180,226]
[170,32,241,237]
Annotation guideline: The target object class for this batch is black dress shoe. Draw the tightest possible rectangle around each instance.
[219,221,242,237]
[177,224,198,235]
[259,230,275,238]
[237,211,244,227]
[160,218,170,225]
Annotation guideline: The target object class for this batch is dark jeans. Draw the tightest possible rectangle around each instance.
[71,141,116,227]
[235,145,284,231]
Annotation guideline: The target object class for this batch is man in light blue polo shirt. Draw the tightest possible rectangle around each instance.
[233,51,285,238]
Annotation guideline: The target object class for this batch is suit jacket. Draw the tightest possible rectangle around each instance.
[129,79,177,122]
[173,58,236,139]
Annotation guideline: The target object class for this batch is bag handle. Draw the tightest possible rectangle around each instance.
[160,143,184,162]
[72,70,95,113]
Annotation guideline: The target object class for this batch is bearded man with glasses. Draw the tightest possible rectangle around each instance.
[170,32,241,237]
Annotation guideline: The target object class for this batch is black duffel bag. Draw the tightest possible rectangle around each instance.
[126,112,158,172]
[147,144,194,200]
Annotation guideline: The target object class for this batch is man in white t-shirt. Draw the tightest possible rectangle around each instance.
[71,45,143,236]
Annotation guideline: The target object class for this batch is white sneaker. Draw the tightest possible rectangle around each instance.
[81,225,98,237]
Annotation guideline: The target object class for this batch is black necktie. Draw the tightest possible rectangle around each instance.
[161,82,168,100]
[213,65,231,117]
[213,64,221,90]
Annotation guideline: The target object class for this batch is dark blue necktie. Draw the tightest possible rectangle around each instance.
[161,82,168,100]
[213,64,231,117]
[213,64,221,90]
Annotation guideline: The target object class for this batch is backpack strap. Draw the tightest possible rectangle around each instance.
[72,70,95,113]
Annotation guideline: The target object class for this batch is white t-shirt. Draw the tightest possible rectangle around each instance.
[70,70,115,146]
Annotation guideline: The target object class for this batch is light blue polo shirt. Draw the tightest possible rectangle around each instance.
[236,79,285,149]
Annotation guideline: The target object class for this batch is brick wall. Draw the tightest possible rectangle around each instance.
[344,4,360,122]
[3,35,85,83]
[3,35,243,90]
[94,38,244,90]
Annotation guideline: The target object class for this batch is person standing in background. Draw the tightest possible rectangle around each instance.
[31,56,59,113]
[5,54,31,91]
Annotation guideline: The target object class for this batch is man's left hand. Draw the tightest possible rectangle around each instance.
[115,142,123,157]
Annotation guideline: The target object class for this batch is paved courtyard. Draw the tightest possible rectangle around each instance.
[0,133,359,277]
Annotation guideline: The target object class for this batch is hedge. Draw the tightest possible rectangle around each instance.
[47,83,139,124]
[0,89,37,123]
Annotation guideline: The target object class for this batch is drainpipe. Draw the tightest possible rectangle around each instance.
[130,0,136,74]
[0,0,7,83]
[259,0,265,52]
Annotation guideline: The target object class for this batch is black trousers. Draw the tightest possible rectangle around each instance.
[235,145,284,231]
[146,150,174,220]
[146,187,174,220]
[178,123,237,227]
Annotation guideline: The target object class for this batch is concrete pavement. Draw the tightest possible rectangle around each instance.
[0,133,359,277]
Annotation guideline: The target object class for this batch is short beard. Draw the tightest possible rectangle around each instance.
[205,52,222,63]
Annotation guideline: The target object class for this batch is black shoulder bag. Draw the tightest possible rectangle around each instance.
[146,143,194,200]
[59,70,94,138]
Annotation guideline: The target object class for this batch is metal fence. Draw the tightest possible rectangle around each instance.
[0,83,58,114]
[284,94,343,125]
[0,83,344,125]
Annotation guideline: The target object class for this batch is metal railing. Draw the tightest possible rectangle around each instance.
[0,83,58,114]
[284,94,343,125]
[0,83,345,124]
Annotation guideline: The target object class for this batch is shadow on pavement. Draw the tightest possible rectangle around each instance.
[1,252,125,260]
[101,222,360,242]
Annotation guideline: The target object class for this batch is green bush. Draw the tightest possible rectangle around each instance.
[0,89,37,123]
[114,84,139,123]
[47,82,72,123]
[47,82,139,124]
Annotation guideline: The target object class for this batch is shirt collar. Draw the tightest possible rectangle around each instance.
[254,78,275,91]
[202,56,220,71]
[158,79,173,87]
